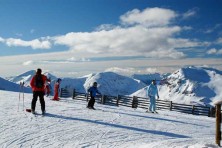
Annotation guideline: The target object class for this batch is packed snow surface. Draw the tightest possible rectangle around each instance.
[0,90,218,148]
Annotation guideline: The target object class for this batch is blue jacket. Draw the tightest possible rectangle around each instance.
[147,83,159,97]
[88,86,101,97]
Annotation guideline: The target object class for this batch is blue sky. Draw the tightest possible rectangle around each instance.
[0,0,221,77]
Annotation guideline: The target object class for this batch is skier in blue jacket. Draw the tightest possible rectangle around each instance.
[87,82,101,110]
[147,80,159,113]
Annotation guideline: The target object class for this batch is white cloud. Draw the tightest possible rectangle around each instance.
[182,8,198,19]
[207,48,222,55]
[182,26,192,30]
[0,37,5,42]
[216,37,222,44]
[105,67,136,76]
[5,38,51,49]
[23,60,34,66]
[0,7,208,60]
[67,57,90,62]
[95,24,119,31]
[0,51,222,78]
[30,29,35,34]
[53,25,203,59]
[15,33,23,37]
[105,67,162,76]
[207,48,217,54]
[204,29,214,34]
[120,7,177,27]
[51,7,205,59]
[217,49,222,55]
[204,24,222,34]
[145,68,158,73]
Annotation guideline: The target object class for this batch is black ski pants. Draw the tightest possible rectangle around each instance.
[87,96,95,108]
[31,91,45,112]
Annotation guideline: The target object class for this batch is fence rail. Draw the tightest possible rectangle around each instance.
[61,88,215,117]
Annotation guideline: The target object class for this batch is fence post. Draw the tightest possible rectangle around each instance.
[208,107,212,117]
[216,104,221,146]
[101,95,106,104]
[212,107,216,117]
[60,88,63,97]
[101,95,104,104]
[169,101,173,111]
[192,105,195,115]
[117,95,120,106]
[72,89,76,99]
[132,96,138,108]
[86,93,89,102]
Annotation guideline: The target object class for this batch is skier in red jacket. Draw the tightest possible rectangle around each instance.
[52,78,62,101]
[30,68,49,115]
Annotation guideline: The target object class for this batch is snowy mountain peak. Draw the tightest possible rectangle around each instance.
[6,70,36,87]
[132,66,222,107]
[7,70,57,87]
[84,71,146,96]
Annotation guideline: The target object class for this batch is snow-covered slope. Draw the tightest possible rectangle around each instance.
[84,72,146,96]
[132,66,222,107]
[0,90,217,147]
[0,77,31,93]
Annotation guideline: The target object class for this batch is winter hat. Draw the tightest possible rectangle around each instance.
[57,78,62,83]
[93,82,97,86]
[36,68,42,75]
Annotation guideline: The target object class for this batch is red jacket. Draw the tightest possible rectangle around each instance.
[54,82,60,92]
[30,74,47,92]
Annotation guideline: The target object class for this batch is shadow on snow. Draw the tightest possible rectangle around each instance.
[45,113,190,139]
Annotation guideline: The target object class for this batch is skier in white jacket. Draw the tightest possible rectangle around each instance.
[147,80,159,113]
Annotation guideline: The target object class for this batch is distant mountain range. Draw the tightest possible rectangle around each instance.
[2,66,222,107]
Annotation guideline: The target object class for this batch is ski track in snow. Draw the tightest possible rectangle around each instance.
[0,90,218,148]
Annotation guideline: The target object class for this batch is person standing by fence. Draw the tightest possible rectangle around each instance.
[52,78,62,101]
[87,82,101,110]
[147,80,159,113]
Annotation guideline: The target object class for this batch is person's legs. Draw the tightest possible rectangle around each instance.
[39,91,45,113]
[53,91,58,100]
[91,98,96,109]
[149,97,152,112]
[153,96,156,112]
[88,97,95,108]
[149,96,155,112]
[31,91,38,112]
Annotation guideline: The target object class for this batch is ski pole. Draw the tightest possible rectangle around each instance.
[22,82,25,111]
[18,82,21,111]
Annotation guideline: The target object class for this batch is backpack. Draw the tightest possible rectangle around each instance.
[35,74,44,88]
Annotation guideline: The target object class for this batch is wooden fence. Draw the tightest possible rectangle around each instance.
[60,88,70,98]
[62,88,215,117]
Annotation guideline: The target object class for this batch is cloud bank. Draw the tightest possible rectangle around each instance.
[0,7,206,59]
[0,37,51,49]
[207,48,222,55]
